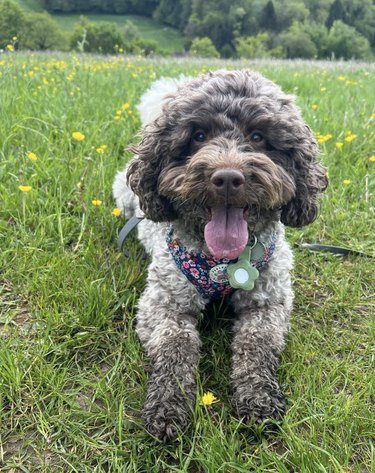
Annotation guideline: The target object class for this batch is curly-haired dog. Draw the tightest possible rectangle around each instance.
[113,70,328,440]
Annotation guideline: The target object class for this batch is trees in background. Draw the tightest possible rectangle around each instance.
[182,0,375,59]
[0,1,66,51]
[21,12,67,50]
[1,0,375,59]
[69,16,165,55]
[189,37,220,58]
[40,0,159,15]
[0,0,25,48]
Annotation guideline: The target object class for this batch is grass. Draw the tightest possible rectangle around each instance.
[0,52,374,472]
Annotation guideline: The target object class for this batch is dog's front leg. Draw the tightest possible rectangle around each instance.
[230,302,289,424]
[136,292,201,441]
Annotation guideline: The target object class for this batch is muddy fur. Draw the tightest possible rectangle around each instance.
[113,70,327,440]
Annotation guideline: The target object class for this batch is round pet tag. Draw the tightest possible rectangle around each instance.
[209,264,229,283]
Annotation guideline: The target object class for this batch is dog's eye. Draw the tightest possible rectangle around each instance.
[249,131,264,143]
[193,131,206,143]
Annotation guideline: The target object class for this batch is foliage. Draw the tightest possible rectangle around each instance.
[327,20,373,60]
[259,1,277,32]
[280,23,318,59]
[40,0,159,15]
[189,36,219,58]
[70,17,124,54]
[0,0,25,48]
[20,11,67,50]
[236,33,272,59]
[153,0,192,30]
[126,37,166,56]
[302,22,330,58]
[3,0,375,58]
[123,20,140,43]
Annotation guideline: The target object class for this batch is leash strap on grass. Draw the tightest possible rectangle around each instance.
[117,216,144,251]
[298,243,373,258]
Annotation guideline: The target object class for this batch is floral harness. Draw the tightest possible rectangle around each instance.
[166,225,277,300]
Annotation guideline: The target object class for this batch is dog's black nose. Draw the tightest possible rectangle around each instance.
[210,169,245,196]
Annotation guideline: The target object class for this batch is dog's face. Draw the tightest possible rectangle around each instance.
[128,70,328,259]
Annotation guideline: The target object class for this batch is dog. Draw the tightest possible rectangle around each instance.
[113,70,328,441]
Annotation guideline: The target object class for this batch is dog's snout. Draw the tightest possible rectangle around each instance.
[210,169,245,196]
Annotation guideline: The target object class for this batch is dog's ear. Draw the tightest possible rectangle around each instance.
[280,125,328,227]
[126,118,177,222]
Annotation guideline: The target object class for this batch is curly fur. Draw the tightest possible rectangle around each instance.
[113,70,327,440]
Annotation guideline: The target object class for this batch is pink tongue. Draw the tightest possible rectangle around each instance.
[204,206,248,260]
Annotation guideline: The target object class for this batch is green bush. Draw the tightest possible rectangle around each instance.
[123,37,165,56]
[20,12,67,51]
[123,20,140,43]
[280,24,318,59]
[303,22,329,59]
[70,17,124,54]
[0,0,25,49]
[327,20,372,60]
[189,36,219,58]
[236,33,270,59]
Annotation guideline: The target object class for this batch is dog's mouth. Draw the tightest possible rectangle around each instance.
[204,205,249,260]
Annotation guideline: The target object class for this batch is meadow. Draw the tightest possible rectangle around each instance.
[0,52,374,472]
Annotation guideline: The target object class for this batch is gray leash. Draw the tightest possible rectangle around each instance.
[297,243,373,258]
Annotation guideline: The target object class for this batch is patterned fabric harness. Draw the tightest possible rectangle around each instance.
[166,226,277,300]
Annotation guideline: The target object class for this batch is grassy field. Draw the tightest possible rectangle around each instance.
[0,52,374,472]
[14,0,185,53]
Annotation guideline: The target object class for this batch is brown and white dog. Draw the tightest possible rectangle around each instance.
[113,70,328,440]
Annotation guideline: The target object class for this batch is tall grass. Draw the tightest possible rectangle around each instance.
[0,52,374,472]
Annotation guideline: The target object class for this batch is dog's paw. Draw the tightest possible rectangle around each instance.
[142,399,191,441]
[232,381,285,425]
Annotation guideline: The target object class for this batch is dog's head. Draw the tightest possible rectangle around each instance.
[127,70,328,259]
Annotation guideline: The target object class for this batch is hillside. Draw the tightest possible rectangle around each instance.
[14,0,185,53]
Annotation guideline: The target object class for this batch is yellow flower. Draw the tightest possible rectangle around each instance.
[317,133,333,144]
[345,134,357,143]
[119,48,124,53]
[200,391,219,406]
[27,152,38,161]
[311,104,318,110]
[96,145,108,154]
[371,113,375,120]
[335,142,343,149]
[114,115,121,121]
[320,86,327,92]
[6,44,14,52]
[112,207,121,217]
[18,185,32,192]
[337,75,346,81]
[121,102,130,110]
[12,36,17,41]
[72,131,85,141]
[92,199,102,206]
[369,155,375,162]
[343,179,351,185]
